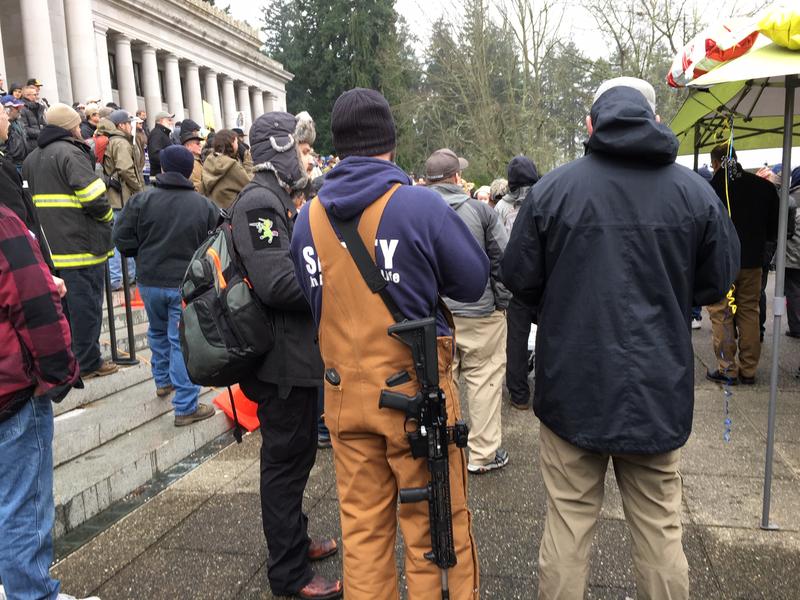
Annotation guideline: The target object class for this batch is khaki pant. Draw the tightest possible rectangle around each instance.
[453,311,507,465]
[707,267,762,378]
[537,425,688,600]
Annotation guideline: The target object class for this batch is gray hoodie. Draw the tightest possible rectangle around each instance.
[495,184,531,236]
[429,183,511,316]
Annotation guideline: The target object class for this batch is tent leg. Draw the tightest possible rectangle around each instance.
[761,77,796,531]
[693,123,700,171]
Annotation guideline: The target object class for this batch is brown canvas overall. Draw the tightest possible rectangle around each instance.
[308,187,479,599]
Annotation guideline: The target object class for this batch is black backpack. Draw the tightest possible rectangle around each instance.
[179,215,273,390]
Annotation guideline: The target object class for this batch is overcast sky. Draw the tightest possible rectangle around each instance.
[227,0,609,57]
[225,0,788,165]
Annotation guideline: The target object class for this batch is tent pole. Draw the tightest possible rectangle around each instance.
[761,75,797,530]
[693,122,700,171]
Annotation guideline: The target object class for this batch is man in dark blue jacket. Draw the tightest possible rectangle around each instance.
[113,146,219,425]
[502,77,740,600]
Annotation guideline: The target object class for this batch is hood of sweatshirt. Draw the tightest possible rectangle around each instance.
[427,182,470,209]
[318,156,411,220]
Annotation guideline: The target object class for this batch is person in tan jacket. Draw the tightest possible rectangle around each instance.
[199,128,251,210]
[102,109,144,289]
[101,110,144,209]
[181,128,204,192]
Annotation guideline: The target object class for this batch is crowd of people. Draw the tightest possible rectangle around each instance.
[0,70,795,600]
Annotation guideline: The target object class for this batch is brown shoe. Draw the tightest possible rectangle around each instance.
[308,538,338,561]
[510,401,530,411]
[156,384,175,397]
[81,360,119,379]
[297,575,342,600]
[174,403,215,427]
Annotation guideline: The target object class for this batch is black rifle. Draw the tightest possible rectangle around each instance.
[380,317,469,600]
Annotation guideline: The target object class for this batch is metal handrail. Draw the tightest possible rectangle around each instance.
[104,258,140,367]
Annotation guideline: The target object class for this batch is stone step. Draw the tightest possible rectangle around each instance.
[53,390,231,538]
[99,305,149,334]
[54,379,174,468]
[54,357,153,417]
[100,321,150,356]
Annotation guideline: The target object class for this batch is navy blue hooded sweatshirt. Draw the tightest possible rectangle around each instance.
[290,156,489,335]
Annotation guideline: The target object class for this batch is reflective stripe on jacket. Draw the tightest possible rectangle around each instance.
[23,125,114,269]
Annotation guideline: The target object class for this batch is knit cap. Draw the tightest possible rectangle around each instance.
[46,103,81,131]
[330,88,396,158]
[160,145,195,179]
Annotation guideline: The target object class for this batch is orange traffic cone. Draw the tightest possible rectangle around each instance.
[212,384,260,432]
[123,286,144,309]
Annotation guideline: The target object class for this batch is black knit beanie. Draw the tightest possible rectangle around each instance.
[330,88,396,158]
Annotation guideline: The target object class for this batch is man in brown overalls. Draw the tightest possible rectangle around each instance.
[289,88,490,599]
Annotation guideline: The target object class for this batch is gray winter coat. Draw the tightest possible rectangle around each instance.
[430,183,510,316]
[495,185,531,236]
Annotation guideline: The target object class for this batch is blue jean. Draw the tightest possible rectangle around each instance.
[139,286,200,415]
[691,306,702,321]
[110,209,136,288]
[0,396,60,600]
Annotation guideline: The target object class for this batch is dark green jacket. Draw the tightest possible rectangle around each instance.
[23,125,113,269]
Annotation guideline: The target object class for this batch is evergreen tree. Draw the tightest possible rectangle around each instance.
[262,0,422,156]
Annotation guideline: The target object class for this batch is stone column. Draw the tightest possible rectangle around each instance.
[250,86,264,122]
[203,70,222,130]
[94,24,113,104]
[64,0,99,103]
[20,0,59,103]
[236,82,252,133]
[221,75,237,129]
[164,53,184,121]
[113,34,137,112]
[140,45,161,129]
[0,22,8,90]
[263,92,275,113]
[184,62,203,124]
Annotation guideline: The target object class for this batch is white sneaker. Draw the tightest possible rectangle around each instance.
[468,448,510,474]
[691,319,701,330]
[57,594,101,600]
[0,584,6,600]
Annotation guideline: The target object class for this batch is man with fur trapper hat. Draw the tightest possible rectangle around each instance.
[229,112,342,600]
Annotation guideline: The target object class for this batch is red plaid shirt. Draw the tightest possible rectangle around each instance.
[0,205,78,422]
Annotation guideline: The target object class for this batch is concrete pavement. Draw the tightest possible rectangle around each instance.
[51,290,800,599]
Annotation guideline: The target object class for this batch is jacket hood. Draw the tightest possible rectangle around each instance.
[500,184,530,207]
[38,125,74,148]
[318,156,411,220]
[202,153,239,191]
[586,87,679,165]
[428,182,470,209]
[155,171,195,189]
[507,156,539,191]
[97,118,121,138]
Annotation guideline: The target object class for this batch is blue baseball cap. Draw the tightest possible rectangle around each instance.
[1,94,24,108]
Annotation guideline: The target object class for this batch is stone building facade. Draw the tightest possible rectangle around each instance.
[0,0,291,132]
